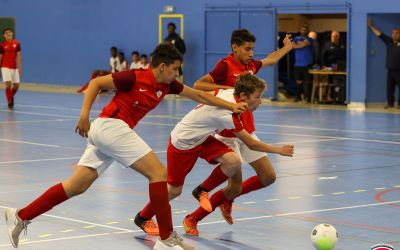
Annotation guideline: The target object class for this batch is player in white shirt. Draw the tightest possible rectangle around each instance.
[129,51,142,70]
[134,73,294,236]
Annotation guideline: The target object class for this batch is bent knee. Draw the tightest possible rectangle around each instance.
[259,172,276,186]
[168,186,182,200]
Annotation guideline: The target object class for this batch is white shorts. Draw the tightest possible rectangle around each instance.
[215,133,267,164]
[78,118,152,175]
[1,68,20,83]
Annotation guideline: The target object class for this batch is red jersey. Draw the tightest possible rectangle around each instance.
[209,54,262,136]
[0,39,21,69]
[100,68,184,128]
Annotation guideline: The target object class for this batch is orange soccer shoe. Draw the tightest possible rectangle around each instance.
[219,201,233,225]
[192,187,212,212]
[134,212,159,235]
[183,215,199,236]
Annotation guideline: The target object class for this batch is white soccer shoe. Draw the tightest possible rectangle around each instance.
[4,208,30,248]
[153,231,194,250]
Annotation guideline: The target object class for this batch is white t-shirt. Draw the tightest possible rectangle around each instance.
[170,89,243,150]
[130,61,142,70]
[116,61,127,72]
[110,57,119,73]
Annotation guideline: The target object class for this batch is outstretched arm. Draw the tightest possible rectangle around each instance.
[261,34,293,67]
[193,74,233,91]
[179,85,247,113]
[234,129,294,157]
[368,18,382,37]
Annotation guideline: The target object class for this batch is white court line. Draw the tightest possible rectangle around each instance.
[256,131,400,146]
[0,118,76,124]
[0,151,166,165]
[9,103,400,136]
[0,200,399,248]
[0,138,82,150]
[255,123,400,136]
[0,109,79,119]
[0,156,80,164]
[0,205,133,232]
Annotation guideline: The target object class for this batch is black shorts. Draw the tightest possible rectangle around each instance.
[294,65,311,81]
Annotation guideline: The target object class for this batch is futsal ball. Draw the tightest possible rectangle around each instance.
[311,223,338,250]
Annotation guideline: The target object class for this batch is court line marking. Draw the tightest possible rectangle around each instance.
[0,200,399,248]
[256,131,400,145]
[3,103,400,136]
[0,138,82,150]
[2,107,399,146]
[0,150,167,165]
[0,118,76,124]
[0,157,81,164]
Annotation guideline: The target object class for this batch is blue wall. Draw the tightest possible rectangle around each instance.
[1,0,400,104]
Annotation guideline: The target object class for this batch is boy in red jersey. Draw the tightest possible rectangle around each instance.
[186,29,293,231]
[0,28,22,109]
[3,43,247,250]
[134,74,293,236]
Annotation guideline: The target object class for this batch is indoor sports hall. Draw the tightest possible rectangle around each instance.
[0,1,399,250]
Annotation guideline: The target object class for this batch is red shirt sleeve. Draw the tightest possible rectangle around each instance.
[168,80,184,94]
[232,113,244,132]
[16,42,21,52]
[221,113,244,135]
[0,45,4,54]
[112,70,136,91]
[209,60,228,84]
[253,59,262,74]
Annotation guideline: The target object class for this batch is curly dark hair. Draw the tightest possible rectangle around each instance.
[150,43,183,68]
[231,29,256,47]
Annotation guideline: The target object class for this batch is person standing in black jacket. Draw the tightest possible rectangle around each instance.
[368,18,400,109]
[164,23,186,79]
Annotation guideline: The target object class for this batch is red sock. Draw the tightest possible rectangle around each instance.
[18,183,69,221]
[199,165,229,191]
[149,182,172,240]
[190,189,229,221]
[5,87,12,103]
[240,176,265,196]
[139,201,155,219]
[11,86,18,96]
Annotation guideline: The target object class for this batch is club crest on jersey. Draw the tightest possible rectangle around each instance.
[233,70,254,78]
[156,90,163,98]
[371,244,394,250]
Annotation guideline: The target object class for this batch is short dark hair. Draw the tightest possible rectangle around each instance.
[231,29,256,46]
[234,73,266,97]
[140,54,147,59]
[150,43,183,68]
[2,27,13,34]
[110,46,118,52]
[131,51,139,56]
[167,22,176,29]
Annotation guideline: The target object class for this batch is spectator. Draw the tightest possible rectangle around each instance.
[308,31,321,67]
[140,54,149,69]
[321,31,346,69]
[321,31,347,104]
[292,25,313,102]
[116,52,128,72]
[130,51,141,69]
[164,22,186,79]
[368,18,400,109]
